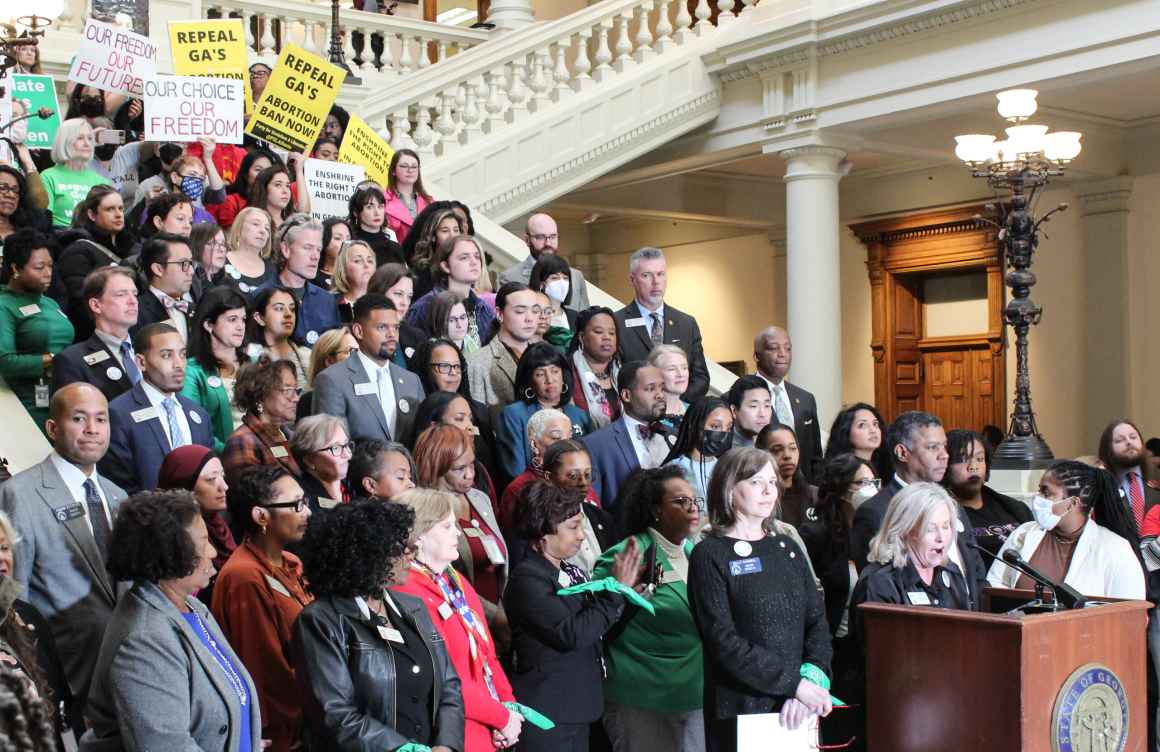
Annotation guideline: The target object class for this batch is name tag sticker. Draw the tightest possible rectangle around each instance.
[354,382,377,396]
[906,591,932,606]
[53,503,86,523]
[318,498,340,510]
[558,571,571,588]
[437,602,453,621]
[729,557,763,576]
[18,304,41,316]
[480,535,506,565]
[377,625,405,644]
[264,574,292,598]
[270,445,289,458]
[130,406,158,423]
[624,317,646,328]
[83,350,111,365]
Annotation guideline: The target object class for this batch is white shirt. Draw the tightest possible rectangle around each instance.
[622,413,667,469]
[635,301,666,339]
[142,379,192,449]
[357,350,398,439]
[49,452,112,537]
[758,372,795,426]
[149,286,193,342]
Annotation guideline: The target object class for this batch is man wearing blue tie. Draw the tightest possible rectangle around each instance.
[101,322,213,493]
[53,266,142,403]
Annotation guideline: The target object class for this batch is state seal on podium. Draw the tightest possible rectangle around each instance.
[1052,663,1129,752]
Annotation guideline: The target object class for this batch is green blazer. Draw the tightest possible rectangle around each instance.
[593,532,703,713]
[181,359,233,452]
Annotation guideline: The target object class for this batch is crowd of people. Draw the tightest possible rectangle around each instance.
[2,60,1160,752]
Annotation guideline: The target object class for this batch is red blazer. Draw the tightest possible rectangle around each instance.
[384,189,431,246]
[393,566,514,752]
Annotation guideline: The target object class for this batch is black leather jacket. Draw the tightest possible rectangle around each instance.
[291,591,466,752]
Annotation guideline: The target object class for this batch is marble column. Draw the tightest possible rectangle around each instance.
[781,145,848,430]
[486,0,535,30]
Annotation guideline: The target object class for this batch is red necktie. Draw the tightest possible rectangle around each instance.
[1128,472,1146,530]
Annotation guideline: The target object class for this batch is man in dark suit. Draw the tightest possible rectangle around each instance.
[613,247,710,402]
[313,295,425,444]
[53,266,141,403]
[580,361,669,510]
[133,232,196,341]
[0,383,127,733]
[101,323,213,493]
[753,326,824,482]
[1098,419,1160,526]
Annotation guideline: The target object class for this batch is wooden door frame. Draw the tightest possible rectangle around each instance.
[850,206,1006,427]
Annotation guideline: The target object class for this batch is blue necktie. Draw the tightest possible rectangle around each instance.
[120,340,142,385]
[162,397,187,448]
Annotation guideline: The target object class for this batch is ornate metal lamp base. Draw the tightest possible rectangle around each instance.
[992,434,1055,470]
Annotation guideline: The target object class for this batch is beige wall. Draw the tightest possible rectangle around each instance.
[922,271,989,337]
[1127,174,1160,442]
[533,0,589,21]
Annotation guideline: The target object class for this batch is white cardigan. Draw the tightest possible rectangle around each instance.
[986,519,1145,600]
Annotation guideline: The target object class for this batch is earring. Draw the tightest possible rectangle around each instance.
[524,387,535,400]
[256,403,263,415]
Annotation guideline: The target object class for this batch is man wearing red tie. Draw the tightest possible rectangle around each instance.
[1099,420,1160,530]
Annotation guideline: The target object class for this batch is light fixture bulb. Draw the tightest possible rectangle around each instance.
[997,89,1039,122]
[1005,124,1048,157]
[955,134,996,165]
[1043,131,1082,164]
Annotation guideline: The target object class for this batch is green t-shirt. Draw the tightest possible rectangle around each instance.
[41,165,110,227]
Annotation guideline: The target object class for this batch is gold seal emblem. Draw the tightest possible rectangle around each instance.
[1051,663,1129,752]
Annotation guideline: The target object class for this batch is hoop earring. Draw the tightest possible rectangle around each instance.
[524,387,535,400]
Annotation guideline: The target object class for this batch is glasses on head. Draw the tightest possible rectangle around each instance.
[162,259,195,272]
[0,184,20,196]
[529,234,558,243]
[316,441,354,457]
[669,496,703,512]
[261,497,307,513]
[432,362,462,375]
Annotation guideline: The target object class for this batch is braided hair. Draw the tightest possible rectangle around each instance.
[1047,460,1144,569]
[0,663,57,752]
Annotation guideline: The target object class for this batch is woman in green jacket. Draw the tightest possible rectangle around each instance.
[183,286,249,451]
[0,229,75,431]
[594,465,706,752]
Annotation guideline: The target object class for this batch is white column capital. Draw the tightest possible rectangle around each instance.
[780,146,849,181]
[486,0,536,30]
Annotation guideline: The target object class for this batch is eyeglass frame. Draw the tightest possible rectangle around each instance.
[668,495,704,512]
[431,362,462,375]
[260,497,307,513]
[160,259,195,272]
[315,441,354,457]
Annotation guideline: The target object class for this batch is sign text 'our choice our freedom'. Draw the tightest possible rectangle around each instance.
[144,76,245,144]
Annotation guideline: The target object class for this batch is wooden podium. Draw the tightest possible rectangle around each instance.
[860,590,1150,752]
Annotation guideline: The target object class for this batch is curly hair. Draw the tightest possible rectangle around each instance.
[514,480,584,542]
[106,491,201,582]
[233,359,297,416]
[227,465,293,539]
[813,452,873,550]
[513,341,573,407]
[299,501,414,598]
[617,465,687,537]
[0,663,57,752]
[413,423,473,488]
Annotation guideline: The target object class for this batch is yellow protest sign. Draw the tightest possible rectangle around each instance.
[245,43,343,153]
[337,115,395,187]
[169,19,252,111]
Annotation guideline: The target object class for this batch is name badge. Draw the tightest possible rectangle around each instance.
[130,406,158,423]
[480,535,506,566]
[18,304,41,316]
[354,382,377,396]
[265,574,292,598]
[377,625,405,644]
[83,350,111,366]
[318,498,340,510]
[729,557,763,577]
[558,571,571,588]
[624,317,646,328]
[270,445,289,459]
[384,228,398,242]
[437,601,453,621]
[53,503,86,523]
[906,591,932,606]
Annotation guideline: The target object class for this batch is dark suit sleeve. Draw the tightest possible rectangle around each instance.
[682,315,710,403]
[100,409,140,494]
[803,394,823,482]
[579,435,605,503]
[51,348,90,394]
[850,501,880,571]
[57,247,94,322]
[503,567,624,653]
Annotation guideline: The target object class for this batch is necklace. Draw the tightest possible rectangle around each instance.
[186,610,248,707]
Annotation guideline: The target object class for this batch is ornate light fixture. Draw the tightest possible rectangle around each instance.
[327,0,361,86]
[2,0,64,95]
[954,89,1082,469]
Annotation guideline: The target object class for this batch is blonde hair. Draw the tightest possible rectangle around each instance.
[307,326,352,385]
[397,488,456,543]
[867,482,959,569]
[332,239,375,296]
[0,510,22,547]
[228,207,274,259]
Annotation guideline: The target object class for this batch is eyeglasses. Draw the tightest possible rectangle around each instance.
[316,441,354,457]
[397,163,420,171]
[0,184,20,196]
[856,478,882,490]
[261,497,307,513]
[669,496,704,512]
[206,240,227,250]
[529,234,558,243]
[249,69,270,79]
[276,386,303,398]
[162,259,195,272]
[431,362,462,375]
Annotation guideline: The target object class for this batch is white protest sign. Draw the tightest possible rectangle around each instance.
[143,75,244,144]
[303,159,364,220]
[68,19,158,97]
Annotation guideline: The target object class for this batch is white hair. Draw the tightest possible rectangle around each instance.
[867,482,959,569]
[52,117,93,165]
[526,408,570,444]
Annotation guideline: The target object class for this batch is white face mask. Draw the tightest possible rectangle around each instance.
[544,279,569,303]
[850,484,877,508]
[1032,494,1064,531]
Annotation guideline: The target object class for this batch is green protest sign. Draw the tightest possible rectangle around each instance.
[10,75,61,151]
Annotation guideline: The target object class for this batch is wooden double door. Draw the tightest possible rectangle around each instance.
[851,207,1007,433]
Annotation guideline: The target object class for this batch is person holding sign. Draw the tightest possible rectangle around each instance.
[41,119,110,227]
[384,149,432,246]
[209,148,276,230]
[264,214,340,347]
[349,184,405,267]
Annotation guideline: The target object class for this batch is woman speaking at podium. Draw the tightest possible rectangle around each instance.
[985,460,1145,600]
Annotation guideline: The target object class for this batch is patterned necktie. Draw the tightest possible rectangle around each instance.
[83,479,111,561]
[773,384,793,427]
[560,560,588,586]
[1128,472,1146,530]
[119,340,142,385]
[162,295,191,315]
[162,397,187,448]
[650,312,663,347]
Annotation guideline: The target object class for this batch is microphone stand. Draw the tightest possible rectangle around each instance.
[968,542,1088,614]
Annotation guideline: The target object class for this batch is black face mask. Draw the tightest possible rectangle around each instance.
[94,144,118,161]
[79,96,104,117]
[159,143,184,165]
[701,429,733,458]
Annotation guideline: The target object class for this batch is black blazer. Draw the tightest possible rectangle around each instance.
[799,515,853,635]
[132,290,193,337]
[785,381,824,483]
[52,334,134,404]
[613,303,710,402]
[502,551,625,724]
[398,321,427,369]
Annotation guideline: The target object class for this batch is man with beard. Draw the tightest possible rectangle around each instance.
[942,429,1029,558]
[1098,419,1160,530]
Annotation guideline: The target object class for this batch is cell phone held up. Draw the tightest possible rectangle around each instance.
[96,129,126,145]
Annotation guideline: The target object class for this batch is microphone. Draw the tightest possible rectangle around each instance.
[1000,548,1087,610]
[965,541,1000,563]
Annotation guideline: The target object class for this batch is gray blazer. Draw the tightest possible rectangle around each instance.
[465,337,518,416]
[0,455,125,708]
[312,354,424,444]
[81,582,263,752]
